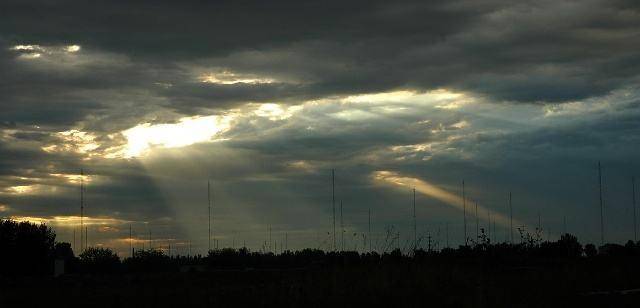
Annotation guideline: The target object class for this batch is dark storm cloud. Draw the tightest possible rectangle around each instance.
[1,0,638,126]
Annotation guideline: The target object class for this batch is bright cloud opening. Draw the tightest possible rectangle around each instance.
[253,103,302,120]
[42,129,101,156]
[122,115,232,157]
[199,70,275,85]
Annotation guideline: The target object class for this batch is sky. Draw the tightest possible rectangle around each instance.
[1,0,640,256]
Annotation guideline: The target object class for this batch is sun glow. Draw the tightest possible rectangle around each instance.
[122,115,232,157]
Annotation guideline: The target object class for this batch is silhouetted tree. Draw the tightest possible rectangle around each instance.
[124,249,172,272]
[0,219,55,275]
[79,247,120,273]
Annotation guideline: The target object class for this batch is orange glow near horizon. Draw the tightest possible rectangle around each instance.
[8,215,129,228]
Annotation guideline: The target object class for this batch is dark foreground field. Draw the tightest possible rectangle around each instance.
[2,257,640,308]
[2,220,640,307]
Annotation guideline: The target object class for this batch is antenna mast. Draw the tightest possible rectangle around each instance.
[129,224,133,258]
[368,207,371,252]
[413,188,417,253]
[475,201,479,243]
[509,192,513,244]
[340,200,344,251]
[446,222,449,248]
[598,161,604,245]
[633,176,637,242]
[487,210,491,241]
[332,169,336,251]
[208,180,211,252]
[80,168,84,252]
[463,180,467,246]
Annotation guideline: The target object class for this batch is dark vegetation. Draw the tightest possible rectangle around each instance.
[1,219,640,307]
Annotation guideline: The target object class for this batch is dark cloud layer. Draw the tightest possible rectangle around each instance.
[1,0,639,127]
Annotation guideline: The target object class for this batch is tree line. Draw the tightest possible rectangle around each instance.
[3,219,640,275]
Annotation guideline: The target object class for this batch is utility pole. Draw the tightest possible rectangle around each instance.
[332,169,336,251]
[413,188,417,253]
[509,192,513,244]
[598,161,604,245]
[463,180,467,246]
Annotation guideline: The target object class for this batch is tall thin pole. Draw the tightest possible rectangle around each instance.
[487,210,491,241]
[332,169,336,251]
[340,200,344,251]
[493,221,496,243]
[368,207,371,252]
[538,212,541,231]
[632,176,637,242]
[269,225,272,252]
[598,161,604,245]
[80,168,84,252]
[463,180,467,246]
[413,188,417,252]
[446,222,449,248]
[475,201,479,242]
[208,180,211,252]
[129,224,133,258]
[509,192,513,244]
